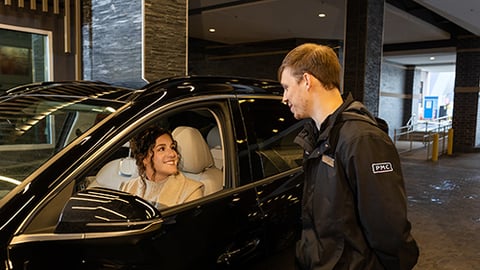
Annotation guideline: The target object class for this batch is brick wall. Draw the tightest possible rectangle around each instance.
[452,35,480,152]
[343,0,384,115]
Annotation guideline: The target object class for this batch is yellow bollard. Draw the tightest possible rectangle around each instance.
[447,128,454,155]
[431,133,439,161]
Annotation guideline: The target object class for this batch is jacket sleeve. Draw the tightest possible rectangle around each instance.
[339,127,419,270]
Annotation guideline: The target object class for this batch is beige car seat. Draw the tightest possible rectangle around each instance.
[206,126,223,170]
[172,126,223,195]
[89,143,138,190]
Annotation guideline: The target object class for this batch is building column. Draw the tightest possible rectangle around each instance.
[404,65,422,125]
[82,0,187,87]
[343,0,384,115]
[452,35,480,152]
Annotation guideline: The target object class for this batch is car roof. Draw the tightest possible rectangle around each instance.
[1,76,284,105]
[137,75,284,101]
[2,81,137,102]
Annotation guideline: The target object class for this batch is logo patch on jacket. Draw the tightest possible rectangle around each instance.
[371,162,393,174]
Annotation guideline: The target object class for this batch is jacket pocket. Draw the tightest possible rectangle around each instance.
[296,230,345,269]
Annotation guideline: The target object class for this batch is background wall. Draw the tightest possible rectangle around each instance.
[0,2,76,92]
[82,1,143,87]
[82,0,187,88]
[189,38,409,135]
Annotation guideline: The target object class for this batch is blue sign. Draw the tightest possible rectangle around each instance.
[424,96,438,119]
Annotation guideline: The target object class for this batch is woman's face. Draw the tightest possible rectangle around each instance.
[143,133,179,182]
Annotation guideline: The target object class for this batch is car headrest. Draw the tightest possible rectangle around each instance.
[172,126,214,174]
[206,126,221,148]
[95,157,138,190]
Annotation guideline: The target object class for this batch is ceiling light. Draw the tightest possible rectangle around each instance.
[429,56,435,61]
[208,28,216,33]
[318,13,326,18]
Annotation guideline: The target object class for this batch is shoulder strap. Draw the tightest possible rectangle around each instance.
[327,108,384,156]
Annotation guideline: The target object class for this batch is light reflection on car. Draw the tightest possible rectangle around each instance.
[0,77,304,269]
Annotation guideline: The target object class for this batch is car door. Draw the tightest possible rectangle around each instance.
[235,96,305,269]
[6,98,266,269]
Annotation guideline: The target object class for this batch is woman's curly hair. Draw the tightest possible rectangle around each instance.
[130,126,176,178]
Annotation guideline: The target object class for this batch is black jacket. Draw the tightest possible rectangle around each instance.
[294,93,419,270]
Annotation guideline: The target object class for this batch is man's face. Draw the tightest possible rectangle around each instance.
[281,67,309,120]
[143,133,179,182]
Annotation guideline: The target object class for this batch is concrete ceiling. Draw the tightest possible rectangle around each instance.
[188,0,479,72]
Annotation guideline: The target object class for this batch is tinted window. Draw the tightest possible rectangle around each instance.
[238,98,303,181]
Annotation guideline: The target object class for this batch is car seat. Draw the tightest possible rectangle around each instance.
[206,126,223,170]
[89,143,139,190]
[172,126,223,195]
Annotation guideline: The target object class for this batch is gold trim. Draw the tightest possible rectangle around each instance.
[64,0,71,53]
[457,48,480,53]
[75,0,81,79]
[54,0,59,14]
[454,86,480,93]
[30,0,36,10]
[42,0,48,12]
[18,0,24,8]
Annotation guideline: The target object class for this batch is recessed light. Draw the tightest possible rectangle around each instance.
[208,28,216,33]
[318,13,326,18]
[430,56,435,61]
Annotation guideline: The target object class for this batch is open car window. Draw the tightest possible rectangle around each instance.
[21,105,227,235]
[82,106,225,208]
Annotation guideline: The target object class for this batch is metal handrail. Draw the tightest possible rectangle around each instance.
[394,116,452,155]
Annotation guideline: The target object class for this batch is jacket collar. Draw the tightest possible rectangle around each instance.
[294,92,355,153]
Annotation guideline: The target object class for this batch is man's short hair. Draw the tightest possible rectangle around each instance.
[278,43,341,90]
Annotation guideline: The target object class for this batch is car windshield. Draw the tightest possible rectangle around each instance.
[0,91,131,199]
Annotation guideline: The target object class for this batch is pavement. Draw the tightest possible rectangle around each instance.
[398,144,480,270]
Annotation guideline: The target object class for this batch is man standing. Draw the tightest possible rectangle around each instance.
[278,43,419,270]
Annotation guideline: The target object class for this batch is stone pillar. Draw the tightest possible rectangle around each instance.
[143,0,187,82]
[82,0,186,88]
[404,66,422,125]
[452,35,480,152]
[343,0,384,115]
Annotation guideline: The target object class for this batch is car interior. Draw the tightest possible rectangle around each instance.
[172,125,223,195]
[85,108,225,203]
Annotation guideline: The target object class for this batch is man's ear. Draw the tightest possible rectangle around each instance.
[303,73,312,89]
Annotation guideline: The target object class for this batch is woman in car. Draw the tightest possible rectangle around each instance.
[120,125,204,209]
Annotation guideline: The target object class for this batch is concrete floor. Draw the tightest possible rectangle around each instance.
[400,148,480,270]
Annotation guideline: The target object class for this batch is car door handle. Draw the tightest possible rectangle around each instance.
[216,238,261,265]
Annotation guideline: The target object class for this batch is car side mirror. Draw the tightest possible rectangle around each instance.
[55,187,160,233]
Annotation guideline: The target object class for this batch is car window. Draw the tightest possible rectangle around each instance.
[83,107,225,207]
[0,96,127,199]
[22,105,227,235]
[238,98,304,181]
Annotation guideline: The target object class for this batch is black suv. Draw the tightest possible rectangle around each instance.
[0,76,304,269]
